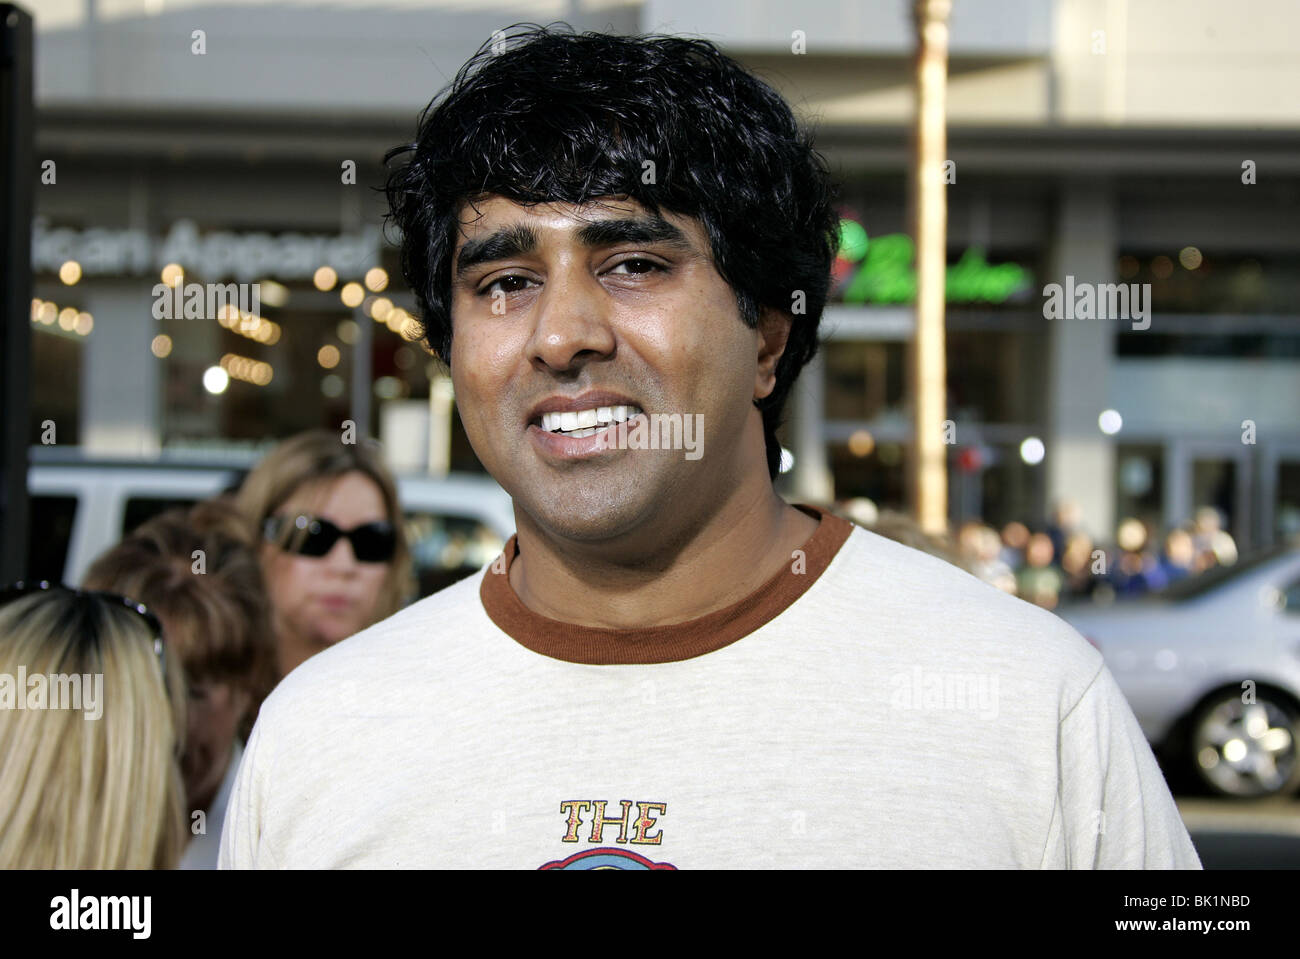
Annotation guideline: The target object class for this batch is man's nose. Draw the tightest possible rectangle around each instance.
[526,268,616,372]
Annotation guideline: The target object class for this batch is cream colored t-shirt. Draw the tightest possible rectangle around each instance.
[219,505,1201,869]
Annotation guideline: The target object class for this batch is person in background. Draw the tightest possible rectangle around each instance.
[835,496,878,527]
[1158,528,1197,585]
[1016,531,1065,609]
[957,521,1018,594]
[1059,530,1098,601]
[1045,499,1083,564]
[1192,506,1238,571]
[82,497,274,869]
[998,520,1030,573]
[1110,517,1166,596]
[0,585,187,868]
[236,430,414,679]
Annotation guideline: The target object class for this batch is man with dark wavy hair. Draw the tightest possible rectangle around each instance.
[221,24,1200,870]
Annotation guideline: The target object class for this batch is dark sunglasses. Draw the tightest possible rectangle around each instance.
[0,580,168,682]
[263,513,397,564]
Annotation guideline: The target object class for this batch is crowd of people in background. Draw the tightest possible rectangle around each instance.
[837,496,1243,612]
[0,432,1263,867]
[0,430,411,869]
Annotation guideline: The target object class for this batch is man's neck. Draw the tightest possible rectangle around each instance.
[508,485,820,630]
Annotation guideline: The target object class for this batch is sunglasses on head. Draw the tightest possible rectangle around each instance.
[0,580,168,682]
[263,514,397,564]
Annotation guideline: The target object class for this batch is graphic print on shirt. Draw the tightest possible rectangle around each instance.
[539,800,677,870]
[540,848,677,870]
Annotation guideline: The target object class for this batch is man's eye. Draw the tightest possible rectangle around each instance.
[478,275,534,297]
[609,258,663,276]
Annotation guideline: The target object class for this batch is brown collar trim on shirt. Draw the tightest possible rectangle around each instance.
[479,503,855,665]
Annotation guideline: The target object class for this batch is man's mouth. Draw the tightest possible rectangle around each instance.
[538,405,644,439]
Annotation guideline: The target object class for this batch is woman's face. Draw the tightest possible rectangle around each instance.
[181,675,250,813]
[261,471,394,649]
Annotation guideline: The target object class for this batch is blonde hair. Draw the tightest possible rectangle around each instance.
[83,496,275,743]
[235,430,414,623]
[0,590,187,868]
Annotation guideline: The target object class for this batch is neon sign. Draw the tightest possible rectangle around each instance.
[834,221,1033,305]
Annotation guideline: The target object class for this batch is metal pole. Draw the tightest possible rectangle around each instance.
[791,350,834,503]
[0,4,33,582]
[343,189,372,439]
[909,0,951,535]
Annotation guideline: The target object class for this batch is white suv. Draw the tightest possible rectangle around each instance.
[26,448,516,600]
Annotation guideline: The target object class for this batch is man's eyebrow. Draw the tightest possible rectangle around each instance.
[453,224,540,281]
[572,216,696,255]
[453,216,697,281]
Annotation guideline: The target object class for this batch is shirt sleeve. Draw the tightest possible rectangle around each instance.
[217,708,279,869]
[1055,662,1203,869]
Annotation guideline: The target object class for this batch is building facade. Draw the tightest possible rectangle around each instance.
[29,0,1300,547]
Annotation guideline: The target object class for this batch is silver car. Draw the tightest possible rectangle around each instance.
[1061,547,1300,799]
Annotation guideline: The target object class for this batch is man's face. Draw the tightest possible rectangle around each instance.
[448,196,775,542]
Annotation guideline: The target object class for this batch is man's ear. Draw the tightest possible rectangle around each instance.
[755,307,793,402]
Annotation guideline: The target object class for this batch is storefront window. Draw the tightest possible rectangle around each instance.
[1115,252,1300,315]
[1277,460,1300,541]
[823,332,1045,429]
[1115,444,1164,534]
[823,341,903,421]
[829,439,909,509]
[962,443,1040,530]
[28,316,82,446]
[1114,252,1300,358]
[944,331,1046,426]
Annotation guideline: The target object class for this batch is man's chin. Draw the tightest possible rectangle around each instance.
[515,476,668,545]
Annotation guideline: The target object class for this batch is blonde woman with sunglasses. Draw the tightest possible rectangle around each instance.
[236,430,413,681]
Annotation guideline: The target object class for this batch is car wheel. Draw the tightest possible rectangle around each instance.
[1189,690,1300,798]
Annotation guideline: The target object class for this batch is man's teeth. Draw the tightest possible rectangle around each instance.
[541,405,643,435]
